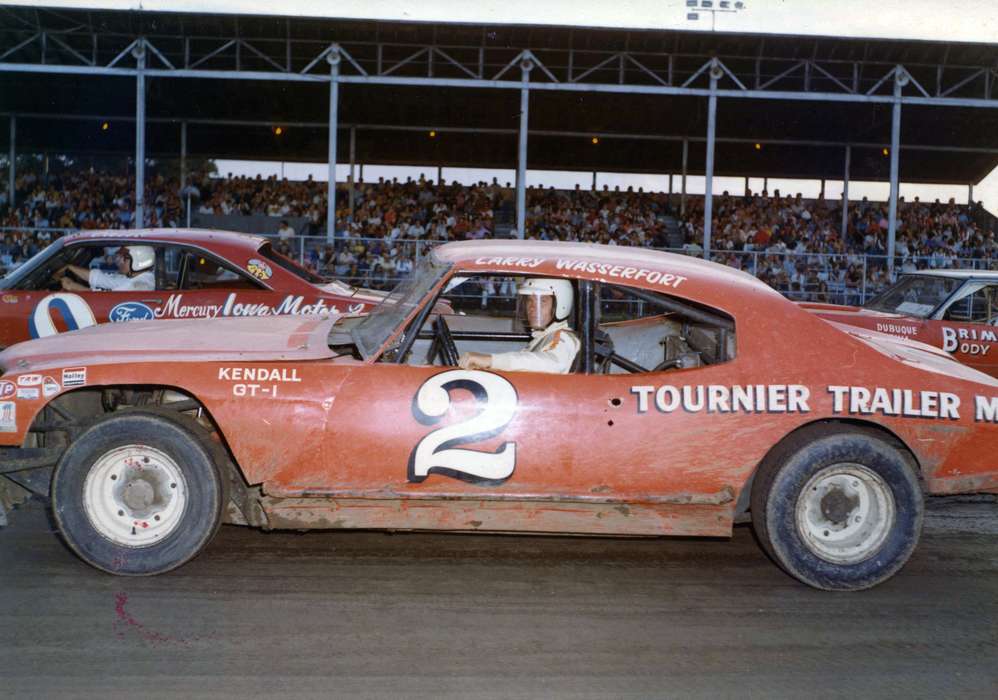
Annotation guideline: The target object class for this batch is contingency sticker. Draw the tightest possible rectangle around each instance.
[0,381,14,400]
[62,367,87,387]
[0,402,15,432]
[246,258,273,281]
[16,388,39,400]
[43,376,60,398]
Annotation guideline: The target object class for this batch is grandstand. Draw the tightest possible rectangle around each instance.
[1,2,997,303]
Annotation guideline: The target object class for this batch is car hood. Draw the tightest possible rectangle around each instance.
[320,281,389,304]
[796,301,908,321]
[828,320,998,386]
[0,315,339,374]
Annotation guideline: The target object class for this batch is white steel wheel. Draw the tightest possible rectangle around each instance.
[795,462,895,565]
[82,444,189,548]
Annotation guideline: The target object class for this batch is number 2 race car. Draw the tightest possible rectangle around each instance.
[0,228,384,348]
[1,240,996,590]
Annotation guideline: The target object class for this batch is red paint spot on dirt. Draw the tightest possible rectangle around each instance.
[113,592,204,646]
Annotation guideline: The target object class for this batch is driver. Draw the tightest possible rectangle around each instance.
[458,278,580,374]
[57,245,156,292]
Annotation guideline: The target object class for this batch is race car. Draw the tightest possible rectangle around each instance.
[801,270,998,377]
[0,228,386,348]
[1,240,996,591]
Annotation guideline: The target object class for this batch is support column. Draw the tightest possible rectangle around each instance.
[763,177,768,193]
[326,46,341,243]
[820,179,825,198]
[592,171,597,190]
[841,145,851,238]
[437,165,442,185]
[680,138,688,216]
[887,68,905,278]
[744,176,749,194]
[703,60,720,261]
[968,184,974,205]
[134,40,146,229]
[515,56,533,240]
[668,173,673,196]
[180,121,187,188]
[7,116,14,212]
[348,126,356,222]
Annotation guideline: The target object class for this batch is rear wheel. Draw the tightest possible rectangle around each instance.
[751,426,923,591]
[52,411,224,575]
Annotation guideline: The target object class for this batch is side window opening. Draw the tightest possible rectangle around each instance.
[595,283,736,374]
[944,284,998,324]
[175,248,264,291]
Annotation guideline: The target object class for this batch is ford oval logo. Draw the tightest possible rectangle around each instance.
[109,302,155,323]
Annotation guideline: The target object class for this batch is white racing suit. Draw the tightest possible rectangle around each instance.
[489,320,581,374]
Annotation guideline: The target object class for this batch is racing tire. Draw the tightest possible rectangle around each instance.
[52,410,225,576]
[750,425,923,591]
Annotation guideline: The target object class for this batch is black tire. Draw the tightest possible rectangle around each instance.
[751,425,923,591]
[51,410,225,575]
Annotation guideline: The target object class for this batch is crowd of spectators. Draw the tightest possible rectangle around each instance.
[1,167,995,303]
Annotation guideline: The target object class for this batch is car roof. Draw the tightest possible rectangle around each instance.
[432,239,781,305]
[904,270,998,281]
[61,228,268,251]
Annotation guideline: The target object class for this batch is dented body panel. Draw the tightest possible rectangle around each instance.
[1,240,997,539]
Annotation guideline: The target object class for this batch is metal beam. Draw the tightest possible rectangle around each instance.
[327,46,340,243]
[680,138,688,216]
[887,70,903,278]
[7,115,13,213]
[2,61,998,109]
[515,57,532,239]
[134,40,145,230]
[703,61,719,261]
[841,145,851,238]
[179,120,187,188]
[348,125,356,222]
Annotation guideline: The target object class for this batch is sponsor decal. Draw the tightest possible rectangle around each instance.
[630,383,998,424]
[109,301,155,323]
[0,381,14,399]
[29,293,98,339]
[16,387,39,400]
[630,384,812,415]
[2,294,18,303]
[0,401,15,432]
[153,293,341,320]
[555,259,687,288]
[217,366,301,397]
[62,367,87,387]
[42,376,60,398]
[942,327,995,356]
[17,374,41,387]
[246,258,273,281]
[876,323,919,336]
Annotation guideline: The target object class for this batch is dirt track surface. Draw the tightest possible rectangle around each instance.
[2,497,996,699]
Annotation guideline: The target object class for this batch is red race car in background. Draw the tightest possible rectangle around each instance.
[802,270,998,378]
[0,229,386,348]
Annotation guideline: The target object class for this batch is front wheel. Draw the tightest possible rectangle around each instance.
[751,426,923,591]
[52,411,225,575]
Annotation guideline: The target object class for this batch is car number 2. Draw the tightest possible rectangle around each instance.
[408,370,518,485]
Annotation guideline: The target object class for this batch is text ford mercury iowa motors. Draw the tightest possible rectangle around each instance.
[0,228,384,347]
[1,240,996,591]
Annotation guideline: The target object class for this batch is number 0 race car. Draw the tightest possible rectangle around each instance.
[0,228,385,348]
[801,270,998,378]
[1,241,997,590]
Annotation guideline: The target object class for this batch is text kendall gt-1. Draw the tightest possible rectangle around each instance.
[0,228,383,348]
[1,240,996,590]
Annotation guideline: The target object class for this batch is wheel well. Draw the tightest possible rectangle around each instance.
[28,385,264,526]
[734,418,923,517]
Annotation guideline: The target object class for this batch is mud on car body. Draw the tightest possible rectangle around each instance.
[1,240,997,590]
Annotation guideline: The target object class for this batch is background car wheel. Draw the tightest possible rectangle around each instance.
[750,425,923,591]
[52,411,225,575]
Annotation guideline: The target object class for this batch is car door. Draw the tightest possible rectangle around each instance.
[930,281,998,377]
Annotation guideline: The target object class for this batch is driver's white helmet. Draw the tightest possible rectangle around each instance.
[125,245,155,272]
[517,277,573,321]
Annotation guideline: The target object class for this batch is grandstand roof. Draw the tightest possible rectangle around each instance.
[1,6,997,184]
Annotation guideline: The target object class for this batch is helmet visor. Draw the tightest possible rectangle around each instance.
[516,290,555,329]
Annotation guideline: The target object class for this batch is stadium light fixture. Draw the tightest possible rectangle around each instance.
[686,0,747,30]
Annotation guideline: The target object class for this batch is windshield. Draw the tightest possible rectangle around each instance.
[864,275,963,318]
[349,255,451,359]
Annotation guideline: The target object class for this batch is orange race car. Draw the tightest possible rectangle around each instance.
[1,240,996,590]
[0,228,385,348]
[801,270,998,378]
